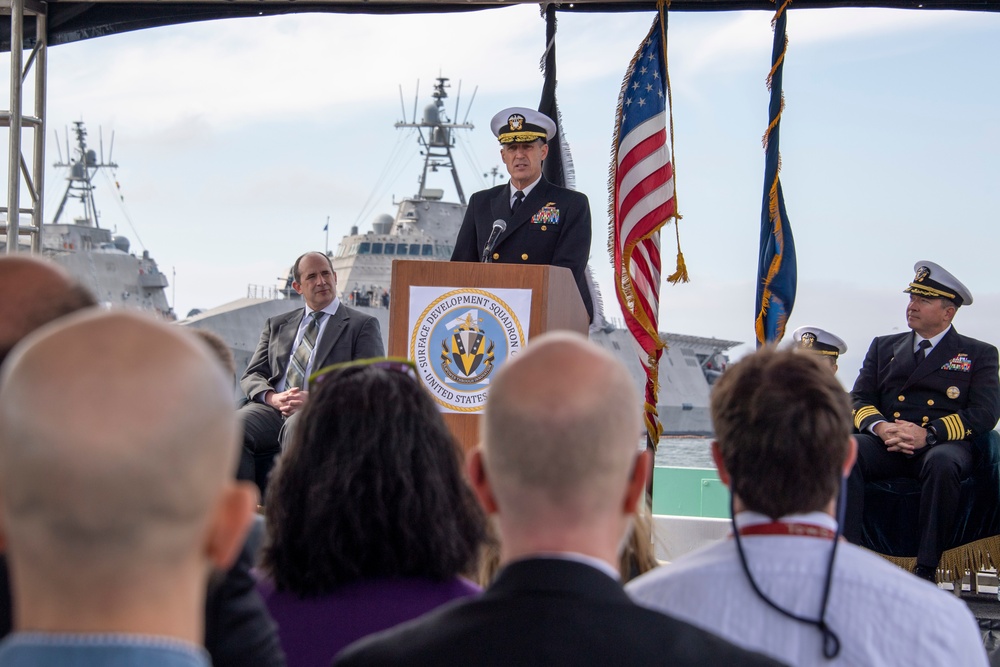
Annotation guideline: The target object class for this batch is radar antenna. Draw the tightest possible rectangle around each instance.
[395,76,474,205]
[51,121,118,228]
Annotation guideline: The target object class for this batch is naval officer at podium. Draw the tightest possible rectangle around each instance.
[451,107,593,323]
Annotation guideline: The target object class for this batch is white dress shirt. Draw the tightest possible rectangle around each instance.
[914,324,951,356]
[273,298,341,394]
[509,174,542,209]
[627,511,987,667]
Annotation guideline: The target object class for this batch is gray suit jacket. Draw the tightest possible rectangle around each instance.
[240,303,384,400]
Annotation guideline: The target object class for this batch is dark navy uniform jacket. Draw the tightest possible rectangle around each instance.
[451,177,593,322]
[851,327,1000,443]
[334,559,782,667]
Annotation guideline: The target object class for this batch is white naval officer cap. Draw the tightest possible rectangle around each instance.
[904,260,973,307]
[490,107,557,144]
[791,325,848,359]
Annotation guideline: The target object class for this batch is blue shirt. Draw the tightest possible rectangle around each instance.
[0,633,210,666]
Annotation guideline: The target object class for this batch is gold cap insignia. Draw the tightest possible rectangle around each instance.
[914,266,930,283]
[508,114,525,132]
[947,386,960,399]
[800,332,817,349]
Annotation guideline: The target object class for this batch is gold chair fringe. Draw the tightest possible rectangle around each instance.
[867,534,1000,584]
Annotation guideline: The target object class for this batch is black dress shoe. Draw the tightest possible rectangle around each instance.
[914,565,937,583]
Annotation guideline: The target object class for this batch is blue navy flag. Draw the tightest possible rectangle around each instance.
[755,2,797,347]
[323,223,328,232]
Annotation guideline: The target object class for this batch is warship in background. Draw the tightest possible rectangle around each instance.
[181,77,739,435]
[1,121,173,319]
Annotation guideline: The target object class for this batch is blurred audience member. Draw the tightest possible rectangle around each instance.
[620,505,660,583]
[0,311,257,664]
[0,256,95,367]
[628,348,987,666]
[191,327,238,378]
[0,256,285,667]
[257,358,486,665]
[335,333,779,667]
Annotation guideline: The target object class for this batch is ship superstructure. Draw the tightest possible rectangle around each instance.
[331,77,468,306]
[2,121,173,319]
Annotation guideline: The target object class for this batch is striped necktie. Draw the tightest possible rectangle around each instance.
[286,311,325,390]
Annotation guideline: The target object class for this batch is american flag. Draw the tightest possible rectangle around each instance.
[610,13,675,441]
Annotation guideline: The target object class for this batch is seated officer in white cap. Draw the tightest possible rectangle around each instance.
[791,325,848,373]
[450,107,593,322]
[844,261,1000,582]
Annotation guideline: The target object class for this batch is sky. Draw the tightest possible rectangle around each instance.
[2,3,999,386]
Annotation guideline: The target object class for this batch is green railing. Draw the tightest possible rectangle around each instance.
[651,467,731,519]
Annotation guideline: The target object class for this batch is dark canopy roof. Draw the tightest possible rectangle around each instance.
[4,0,999,51]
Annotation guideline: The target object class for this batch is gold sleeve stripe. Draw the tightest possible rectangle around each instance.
[853,406,882,430]
[941,414,966,441]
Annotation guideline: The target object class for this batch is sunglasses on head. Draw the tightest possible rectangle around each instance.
[308,357,418,388]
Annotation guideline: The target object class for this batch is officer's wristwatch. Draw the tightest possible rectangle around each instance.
[925,426,939,447]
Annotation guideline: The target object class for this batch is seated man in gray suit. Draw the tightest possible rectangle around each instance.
[238,251,384,497]
[335,332,779,667]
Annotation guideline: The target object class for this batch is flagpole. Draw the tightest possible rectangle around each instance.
[754,0,797,347]
[610,1,676,518]
[324,215,330,255]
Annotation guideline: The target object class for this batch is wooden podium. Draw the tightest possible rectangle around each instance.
[388,260,589,453]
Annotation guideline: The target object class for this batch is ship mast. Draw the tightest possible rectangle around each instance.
[395,77,474,206]
[51,122,117,228]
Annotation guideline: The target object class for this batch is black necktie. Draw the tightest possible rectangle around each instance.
[915,339,931,364]
[511,190,524,215]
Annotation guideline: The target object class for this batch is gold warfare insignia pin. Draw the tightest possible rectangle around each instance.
[800,332,817,349]
[914,266,930,283]
[947,386,961,399]
[508,114,525,131]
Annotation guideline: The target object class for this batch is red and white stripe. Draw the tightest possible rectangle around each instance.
[614,112,675,353]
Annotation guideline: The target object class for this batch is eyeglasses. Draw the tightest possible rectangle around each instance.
[308,356,418,388]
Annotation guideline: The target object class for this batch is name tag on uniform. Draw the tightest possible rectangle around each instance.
[942,353,972,372]
[532,203,560,225]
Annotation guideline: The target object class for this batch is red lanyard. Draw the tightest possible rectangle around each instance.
[737,522,836,540]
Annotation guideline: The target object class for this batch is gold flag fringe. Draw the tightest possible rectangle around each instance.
[866,534,1000,584]
[607,1,683,444]
[607,1,685,294]
[657,0,686,284]
[666,216,689,284]
[754,0,791,348]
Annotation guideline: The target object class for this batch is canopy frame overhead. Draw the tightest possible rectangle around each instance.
[4,0,1000,52]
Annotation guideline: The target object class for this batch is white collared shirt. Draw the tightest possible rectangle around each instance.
[274,298,341,394]
[627,511,987,667]
[913,324,951,355]
[733,510,838,533]
[509,174,542,209]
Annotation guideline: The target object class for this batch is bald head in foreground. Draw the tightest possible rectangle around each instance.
[335,332,780,667]
[0,256,95,367]
[0,311,256,665]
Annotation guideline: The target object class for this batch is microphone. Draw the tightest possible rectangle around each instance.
[481,219,507,263]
